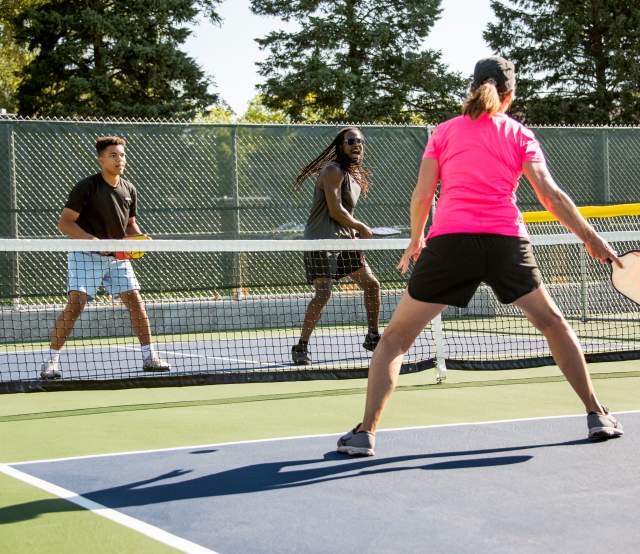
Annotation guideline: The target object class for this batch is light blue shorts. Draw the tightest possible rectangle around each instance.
[67,251,140,300]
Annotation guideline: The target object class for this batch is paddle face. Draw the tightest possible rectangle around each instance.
[371,226,402,236]
[611,250,640,305]
[115,234,149,260]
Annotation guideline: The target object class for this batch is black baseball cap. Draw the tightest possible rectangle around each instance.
[472,56,516,93]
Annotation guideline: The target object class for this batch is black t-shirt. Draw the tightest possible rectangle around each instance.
[64,173,137,239]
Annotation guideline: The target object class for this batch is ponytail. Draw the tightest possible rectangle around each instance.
[462,80,503,119]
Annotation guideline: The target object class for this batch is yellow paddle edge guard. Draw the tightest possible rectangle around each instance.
[115,233,150,260]
[523,203,640,223]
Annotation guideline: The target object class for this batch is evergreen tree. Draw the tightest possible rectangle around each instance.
[485,0,640,124]
[0,0,43,112]
[250,0,465,123]
[11,0,222,118]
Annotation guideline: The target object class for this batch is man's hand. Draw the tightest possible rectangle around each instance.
[356,224,373,239]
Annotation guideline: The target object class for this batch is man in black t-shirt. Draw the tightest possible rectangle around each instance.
[40,136,170,379]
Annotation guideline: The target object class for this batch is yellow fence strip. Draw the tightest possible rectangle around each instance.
[523,203,640,223]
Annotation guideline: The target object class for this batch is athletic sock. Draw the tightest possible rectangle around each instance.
[141,344,156,361]
[48,349,60,363]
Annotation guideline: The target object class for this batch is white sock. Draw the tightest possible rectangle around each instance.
[141,344,155,361]
[48,349,60,364]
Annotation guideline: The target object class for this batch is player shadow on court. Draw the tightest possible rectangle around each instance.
[0,437,593,523]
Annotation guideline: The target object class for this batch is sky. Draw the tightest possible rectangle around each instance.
[184,0,496,116]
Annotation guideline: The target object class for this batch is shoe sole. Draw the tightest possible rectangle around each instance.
[588,427,624,440]
[143,367,171,372]
[337,445,375,456]
[40,373,62,380]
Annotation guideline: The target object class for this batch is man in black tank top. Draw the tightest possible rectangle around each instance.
[39,136,170,379]
[291,127,381,365]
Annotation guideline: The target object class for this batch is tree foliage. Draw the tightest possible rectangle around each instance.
[485,0,640,124]
[240,95,290,123]
[250,0,465,123]
[0,0,44,112]
[10,0,222,118]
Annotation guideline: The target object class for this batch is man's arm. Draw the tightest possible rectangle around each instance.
[523,161,621,266]
[126,217,142,236]
[58,208,98,240]
[321,164,372,238]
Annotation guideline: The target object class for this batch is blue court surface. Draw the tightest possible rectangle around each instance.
[2,412,638,553]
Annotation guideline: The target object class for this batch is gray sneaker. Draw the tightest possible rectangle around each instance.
[337,424,375,456]
[40,360,62,380]
[587,409,623,440]
[142,356,171,372]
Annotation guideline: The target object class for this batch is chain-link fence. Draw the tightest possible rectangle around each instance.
[0,119,428,240]
[1,118,639,302]
[2,119,639,241]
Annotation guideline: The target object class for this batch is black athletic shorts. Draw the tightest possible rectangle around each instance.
[304,250,365,283]
[408,233,542,307]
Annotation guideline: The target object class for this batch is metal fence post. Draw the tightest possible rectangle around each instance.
[230,125,245,299]
[600,128,610,203]
[0,121,19,303]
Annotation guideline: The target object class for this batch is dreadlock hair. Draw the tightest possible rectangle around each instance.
[294,127,371,194]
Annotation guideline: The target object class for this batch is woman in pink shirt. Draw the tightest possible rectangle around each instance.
[337,56,624,456]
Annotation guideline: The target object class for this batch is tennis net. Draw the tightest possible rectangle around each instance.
[1,232,639,392]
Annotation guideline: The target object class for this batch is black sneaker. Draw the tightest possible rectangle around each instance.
[362,331,380,352]
[291,344,311,365]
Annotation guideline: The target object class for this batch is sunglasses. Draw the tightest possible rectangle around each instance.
[344,138,365,145]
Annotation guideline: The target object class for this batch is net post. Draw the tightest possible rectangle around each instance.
[431,312,447,383]
[428,183,446,382]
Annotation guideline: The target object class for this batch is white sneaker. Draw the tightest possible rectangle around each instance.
[40,361,62,380]
[142,356,171,372]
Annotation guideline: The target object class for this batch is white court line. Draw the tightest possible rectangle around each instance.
[0,344,269,367]
[0,464,217,554]
[114,345,269,367]
[8,410,639,467]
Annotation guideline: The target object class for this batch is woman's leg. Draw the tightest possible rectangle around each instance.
[513,285,605,414]
[360,292,446,432]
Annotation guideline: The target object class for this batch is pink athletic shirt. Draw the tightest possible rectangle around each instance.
[423,112,546,239]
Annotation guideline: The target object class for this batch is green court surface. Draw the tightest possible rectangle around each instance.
[1,361,639,553]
